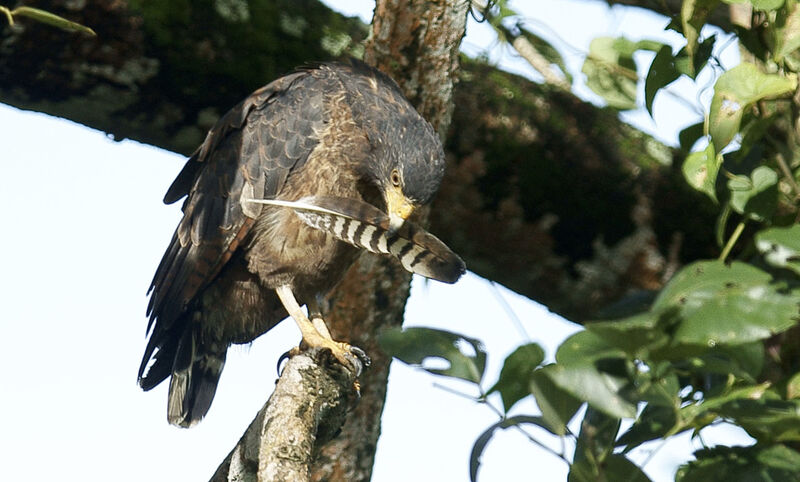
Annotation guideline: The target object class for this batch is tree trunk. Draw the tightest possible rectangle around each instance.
[209,351,356,482]
[309,2,469,480]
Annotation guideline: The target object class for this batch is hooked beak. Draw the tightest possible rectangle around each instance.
[386,186,415,233]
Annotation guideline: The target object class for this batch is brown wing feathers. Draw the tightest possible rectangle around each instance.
[141,62,456,427]
[140,70,321,391]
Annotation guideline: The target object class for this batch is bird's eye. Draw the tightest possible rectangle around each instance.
[390,169,401,187]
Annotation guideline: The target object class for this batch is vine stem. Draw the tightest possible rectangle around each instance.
[1,6,14,26]
[719,219,746,262]
[776,153,800,199]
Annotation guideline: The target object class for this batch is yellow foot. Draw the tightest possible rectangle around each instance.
[276,337,371,377]
[274,285,370,376]
[302,332,371,377]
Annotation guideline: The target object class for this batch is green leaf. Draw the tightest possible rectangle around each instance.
[775,3,800,60]
[680,383,772,423]
[542,363,637,419]
[676,444,800,482]
[678,121,706,153]
[582,37,639,110]
[788,372,800,399]
[469,415,552,482]
[569,454,652,482]
[756,225,800,275]
[727,166,778,221]
[719,398,800,442]
[653,261,800,346]
[671,343,764,388]
[755,0,786,10]
[556,330,626,366]
[602,454,654,481]
[587,311,672,357]
[547,331,636,418]
[638,370,682,406]
[682,143,720,201]
[487,343,545,412]
[570,408,625,481]
[645,45,681,115]
[681,0,719,61]
[737,115,774,161]
[721,0,785,10]
[11,6,96,36]
[529,366,583,435]
[675,35,717,78]
[379,327,486,384]
[617,404,681,451]
[712,342,765,380]
[709,63,797,150]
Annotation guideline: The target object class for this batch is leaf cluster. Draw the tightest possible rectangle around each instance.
[385,0,800,479]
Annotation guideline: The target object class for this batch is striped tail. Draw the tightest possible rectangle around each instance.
[246,196,466,283]
[139,321,227,428]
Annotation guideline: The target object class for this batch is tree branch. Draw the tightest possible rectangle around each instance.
[604,0,734,33]
[0,0,720,322]
[209,350,357,482]
[471,0,572,91]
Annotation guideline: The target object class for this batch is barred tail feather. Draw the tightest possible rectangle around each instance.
[246,196,466,283]
[139,322,226,428]
[166,328,227,428]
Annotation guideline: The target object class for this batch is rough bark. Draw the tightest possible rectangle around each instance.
[210,351,356,482]
[0,0,369,155]
[309,2,469,480]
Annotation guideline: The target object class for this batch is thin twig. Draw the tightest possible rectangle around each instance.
[489,281,531,341]
[433,378,570,462]
[638,437,670,469]
[470,0,572,91]
[478,387,570,462]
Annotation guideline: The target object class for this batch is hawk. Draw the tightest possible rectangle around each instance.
[138,60,464,427]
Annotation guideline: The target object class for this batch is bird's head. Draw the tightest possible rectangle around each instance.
[340,60,446,232]
[371,118,445,233]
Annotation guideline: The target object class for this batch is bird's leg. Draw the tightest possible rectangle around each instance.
[308,296,370,371]
[276,285,369,374]
[307,296,333,340]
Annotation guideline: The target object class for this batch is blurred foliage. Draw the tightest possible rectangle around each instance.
[383,0,800,480]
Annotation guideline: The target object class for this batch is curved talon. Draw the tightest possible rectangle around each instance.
[338,349,363,378]
[349,345,371,368]
[336,344,371,377]
[276,349,292,375]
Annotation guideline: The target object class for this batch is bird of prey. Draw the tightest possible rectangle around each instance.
[138,60,464,427]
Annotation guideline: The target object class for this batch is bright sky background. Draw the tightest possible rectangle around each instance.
[1,1,749,481]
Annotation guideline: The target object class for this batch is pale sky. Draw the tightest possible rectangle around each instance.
[1,1,748,481]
